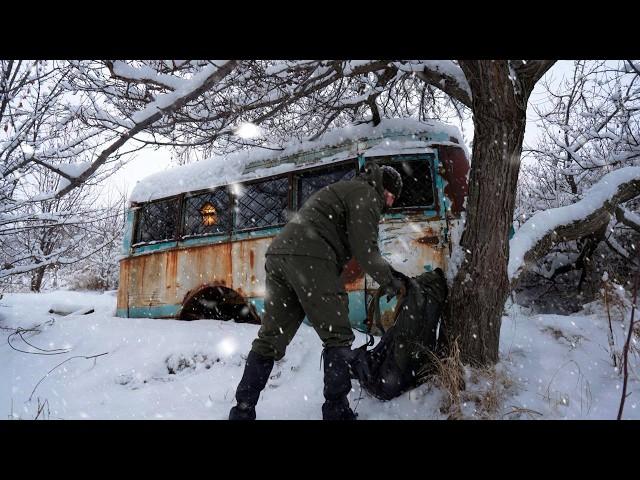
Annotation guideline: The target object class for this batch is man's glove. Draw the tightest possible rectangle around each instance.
[383,269,410,301]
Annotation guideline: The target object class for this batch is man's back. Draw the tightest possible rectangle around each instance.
[267,162,394,287]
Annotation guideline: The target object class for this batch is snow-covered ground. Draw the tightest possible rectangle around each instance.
[1,290,637,420]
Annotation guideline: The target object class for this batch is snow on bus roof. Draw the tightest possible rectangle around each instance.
[129,118,464,203]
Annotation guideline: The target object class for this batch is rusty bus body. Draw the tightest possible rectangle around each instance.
[117,119,469,332]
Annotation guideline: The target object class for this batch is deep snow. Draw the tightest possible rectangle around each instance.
[1,290,637,420]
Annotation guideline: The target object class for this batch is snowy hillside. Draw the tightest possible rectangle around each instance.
[1,290,637,420]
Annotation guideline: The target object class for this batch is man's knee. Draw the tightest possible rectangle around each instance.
[251,337,286,361]
[320,329,355,349]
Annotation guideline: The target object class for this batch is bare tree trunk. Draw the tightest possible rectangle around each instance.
[30,264,46,292]
[446,61,534,366]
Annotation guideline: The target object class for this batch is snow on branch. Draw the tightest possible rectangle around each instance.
[130,61,231,124]
[396,61,472,108]
[616,205,640,233]
[605,232,635,262]
[0,228,120,278]
[53,60,238,199]
[106,61,186,91]
[509,166,640,281]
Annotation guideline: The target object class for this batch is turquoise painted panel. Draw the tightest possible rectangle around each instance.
[117,304,181,319]
[132,241,180,255]
[433,149,447,218]
[122,209,136,255]
[248,297,265,316]
[119,292,368,329]
[348,291,367,330]
[129,226,284,257]
[178,234,231,248]
[231,227,282,242]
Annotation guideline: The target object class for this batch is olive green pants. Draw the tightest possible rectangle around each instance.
[251,254,355,361]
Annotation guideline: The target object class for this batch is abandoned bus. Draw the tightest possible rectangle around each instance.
[116,118,470,332]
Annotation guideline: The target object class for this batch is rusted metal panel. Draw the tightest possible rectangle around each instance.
[177,241,233,299]
[120,214,452,316]
[120,237,273,312]
[378,217,447,278]
[126,249,171,308]
[231,237,271,299]
[438,146,470,217]
[341,258,365,291]
[120,230,375,315]
[117,261,130,312]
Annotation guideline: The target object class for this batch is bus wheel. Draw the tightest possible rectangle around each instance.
[179,285,260,324]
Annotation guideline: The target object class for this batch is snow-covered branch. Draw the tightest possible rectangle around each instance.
[616,205,640,233]
[53,60,238,199]
[400,60,472,108]
[106,60,186,91]
[510,166,640,282]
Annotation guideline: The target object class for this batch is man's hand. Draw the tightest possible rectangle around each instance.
[383,269,410,301]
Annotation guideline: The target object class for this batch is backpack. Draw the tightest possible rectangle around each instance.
[350,269,448,401]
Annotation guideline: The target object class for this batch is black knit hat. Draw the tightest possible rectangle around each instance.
[381,165,403,198]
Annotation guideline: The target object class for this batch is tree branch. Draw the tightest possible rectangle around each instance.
[511,60,557,92]
[510,167,640,284]
[615,205,640,233]
[53,60,238,199]
[412,62,472,108]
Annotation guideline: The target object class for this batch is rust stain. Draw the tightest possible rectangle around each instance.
[122,233,383,316]
[342,257,365,291]
[439,145,470,216]
[415,235,440,245]
[410,224,443,247]
[232,237,273,297]
[117,260,130,311]
[165,250,178,290]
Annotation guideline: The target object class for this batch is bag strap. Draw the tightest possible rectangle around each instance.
[365,283,407,335]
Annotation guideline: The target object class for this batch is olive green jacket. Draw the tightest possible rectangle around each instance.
[267,162,394,288]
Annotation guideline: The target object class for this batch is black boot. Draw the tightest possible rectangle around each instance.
[322,346,357,420]
[229,350,274,420]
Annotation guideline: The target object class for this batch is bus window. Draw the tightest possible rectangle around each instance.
[379,157,435,209]
[234,176,290,230]
[133,197,180,244]
[297,162,356,208]
[183,188,232,237]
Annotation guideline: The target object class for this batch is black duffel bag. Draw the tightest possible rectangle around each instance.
[349,269,448,401]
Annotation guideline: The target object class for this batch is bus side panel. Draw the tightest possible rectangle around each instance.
[120,236,369,321]
[119,249,179,315]
[363,217,448,331]
[231,237,271,299]
[118,238,273,318]
[122,209,136,255]
[176,241,234,296]
[378,217,448,277]
[116,259,130,317]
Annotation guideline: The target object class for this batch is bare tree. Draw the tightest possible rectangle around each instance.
[516,60,640,290]
[0,166,124,292]
[1,60,237,283]
[438,60,556,365]
[82,59,553,366]
[9,58,639,370]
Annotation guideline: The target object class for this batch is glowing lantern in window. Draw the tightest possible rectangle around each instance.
[200,202,218,226]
